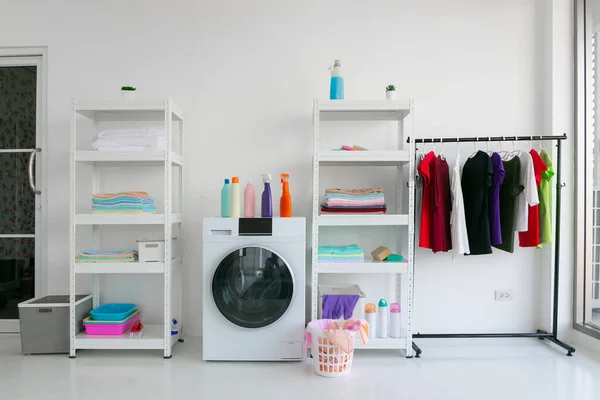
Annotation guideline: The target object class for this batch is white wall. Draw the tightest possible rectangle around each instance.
[0,0,572,337]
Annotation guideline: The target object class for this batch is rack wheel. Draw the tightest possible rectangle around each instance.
[69,356,76,359]
[178,338,184,343]
[164,355,172,359]
[567,352,573,357]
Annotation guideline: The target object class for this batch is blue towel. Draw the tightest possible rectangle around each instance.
[317,244,363,255]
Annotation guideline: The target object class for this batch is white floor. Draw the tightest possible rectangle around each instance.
[1,335,600,400]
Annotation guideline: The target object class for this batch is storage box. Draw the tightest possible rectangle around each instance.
[137,237,178,263]
[318,284,365,321]
[18,295,92,355]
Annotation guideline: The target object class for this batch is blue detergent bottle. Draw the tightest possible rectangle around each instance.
[221,179,231,217]
[330,59,344,100]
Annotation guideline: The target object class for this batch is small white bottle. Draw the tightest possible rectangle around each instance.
[230,176,241,218]
[390,303,401,338]
[377,299,388,338]
[365,303,376,339]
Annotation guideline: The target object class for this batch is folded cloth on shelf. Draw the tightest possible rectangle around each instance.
[95,146,161,152]
[92,191,156,214]
[324,187,386,211]
[318,244,364,262]
[325,188,383,196]
[97,128,164,138]
[76,249,138,263]
[93,136,165,151]
[320,205,387,214]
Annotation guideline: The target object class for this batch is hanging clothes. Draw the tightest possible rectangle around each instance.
[538,149,555,245]
[519,150,548,247]
[492,156,524,253]
[488,153,506,245]
[415,153,424,247]
[450,152,470,259]
[432,155,452,253]
[461,151,493,255]
[418,152,435,249]
[515,152,539,232]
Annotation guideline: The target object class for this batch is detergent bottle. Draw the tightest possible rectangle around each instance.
[244,180,256,218]
[261,174,273,218]
[280,173,292,217]
[330,59,344,100]
[230,177,241,218]
[220,178,230,218]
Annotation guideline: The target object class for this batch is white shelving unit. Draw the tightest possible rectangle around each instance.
[69,99,184,358]
[311,99,415,357]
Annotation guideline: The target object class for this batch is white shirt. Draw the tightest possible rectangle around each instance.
[515,151,539,232]
[450,153,470,259]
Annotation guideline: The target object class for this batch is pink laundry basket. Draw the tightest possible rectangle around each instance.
[306,320,358,378]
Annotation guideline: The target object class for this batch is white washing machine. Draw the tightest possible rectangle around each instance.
[202,217,305,361]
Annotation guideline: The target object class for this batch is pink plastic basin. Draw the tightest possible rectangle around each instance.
[83,312,140,335]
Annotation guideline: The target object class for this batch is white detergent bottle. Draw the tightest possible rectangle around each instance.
[230,177,241,218]
[377,299,388,338]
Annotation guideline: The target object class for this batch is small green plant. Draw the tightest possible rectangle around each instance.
[121,86,136,91]
[385,85,396,92]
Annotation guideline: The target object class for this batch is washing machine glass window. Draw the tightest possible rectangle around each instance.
[212,246,294,329]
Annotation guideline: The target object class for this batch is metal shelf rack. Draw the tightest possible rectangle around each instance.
[311,99,416,357]
[408,133,576,358]
[69,98,184,358]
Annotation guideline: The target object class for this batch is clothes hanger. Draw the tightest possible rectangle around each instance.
[468,137,479,159]
[440,138,446,161]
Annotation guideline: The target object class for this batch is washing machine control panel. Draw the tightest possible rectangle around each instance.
[239,218,272,236]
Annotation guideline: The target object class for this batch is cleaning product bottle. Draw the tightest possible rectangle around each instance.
[244,180,256,218]
[365,303,377,339]
[230,177,241,218]
[330,59,344,100]
[221,178,231,218]
[261,174,273,218]
[280,173,292,217]
[377,299,388,338]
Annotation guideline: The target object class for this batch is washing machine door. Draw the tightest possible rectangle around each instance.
[212,246,294,329]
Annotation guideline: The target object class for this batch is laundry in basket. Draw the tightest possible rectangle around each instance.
[305,319,369,377]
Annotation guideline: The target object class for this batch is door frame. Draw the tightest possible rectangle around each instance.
[0,47,47,333]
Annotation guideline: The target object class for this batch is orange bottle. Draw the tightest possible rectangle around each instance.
[280,173,292,217]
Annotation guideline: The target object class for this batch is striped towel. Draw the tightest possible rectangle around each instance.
[318,245,364,262]
[76,250,138,263]
[92,192,156,214]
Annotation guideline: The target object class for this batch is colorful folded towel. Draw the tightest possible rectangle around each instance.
[91,192,156,214]
[76,249,138,263]
[318,245,364,262]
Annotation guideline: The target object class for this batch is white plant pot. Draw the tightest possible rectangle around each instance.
[121,90,136,100]
[386,91,396,100]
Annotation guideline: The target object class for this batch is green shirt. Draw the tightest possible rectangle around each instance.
[538,149,554,244]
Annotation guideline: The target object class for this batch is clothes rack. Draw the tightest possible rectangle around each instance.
[406,133,575,358]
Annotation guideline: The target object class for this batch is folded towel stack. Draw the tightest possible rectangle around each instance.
[76,249,138,263]
[318,245,364,263]
[93,128,165,152]
[92,191,156,214]
[321,187,386,214]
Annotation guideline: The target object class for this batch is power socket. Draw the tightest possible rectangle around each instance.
[495,290,513,301]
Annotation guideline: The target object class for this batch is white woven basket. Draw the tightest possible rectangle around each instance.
[308,326,357,377]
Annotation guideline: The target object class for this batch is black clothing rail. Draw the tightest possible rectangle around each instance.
[407,133,574,358]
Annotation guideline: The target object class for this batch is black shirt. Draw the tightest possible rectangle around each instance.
[493,156,524,253]
[461,151,493,255]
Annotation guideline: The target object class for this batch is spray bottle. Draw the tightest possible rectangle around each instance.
[280,173,292,217]
[330,59,344,100]
[261,174,273,218]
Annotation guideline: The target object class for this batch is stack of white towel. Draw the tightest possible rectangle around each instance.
[93,128,165,152]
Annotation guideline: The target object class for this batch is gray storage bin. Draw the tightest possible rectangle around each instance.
[18,295,92,355]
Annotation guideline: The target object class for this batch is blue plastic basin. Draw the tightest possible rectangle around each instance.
[89,303,136,321]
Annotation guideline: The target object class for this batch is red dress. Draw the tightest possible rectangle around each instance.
[418,152,435,249]
[432,156,452,252]
[518,150,547,247]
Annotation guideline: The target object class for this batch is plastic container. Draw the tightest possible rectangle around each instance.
[377,299,388,338]
[390,303,401,338]
[221,178,231,218]
[89,303,136,321]
[306,319,357,377]
[244,181,256,218]
[83,311,140,335]
[230,177,241,218]
[261,173,273,218]
[330,59,344,100]
[280,173,292,217]
[85,310,140,324]
[365,304,376,339]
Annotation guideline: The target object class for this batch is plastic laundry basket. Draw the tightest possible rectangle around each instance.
[307,320,357,377]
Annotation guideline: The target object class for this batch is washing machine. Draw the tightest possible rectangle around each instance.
[202,217,305,361]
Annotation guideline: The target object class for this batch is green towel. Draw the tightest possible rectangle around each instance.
[384,254,403,262]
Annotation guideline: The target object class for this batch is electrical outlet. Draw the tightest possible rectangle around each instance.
[495,290,513,301]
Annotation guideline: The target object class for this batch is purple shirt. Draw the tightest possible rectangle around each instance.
[489,152,506,245]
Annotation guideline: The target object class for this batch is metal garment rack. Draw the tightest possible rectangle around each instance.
[406,133,575,357]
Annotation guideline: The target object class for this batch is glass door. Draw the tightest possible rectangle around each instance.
[0,56,43,333]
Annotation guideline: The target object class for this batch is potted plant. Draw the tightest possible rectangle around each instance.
[385,85,396,100]
[121,86,136,100]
